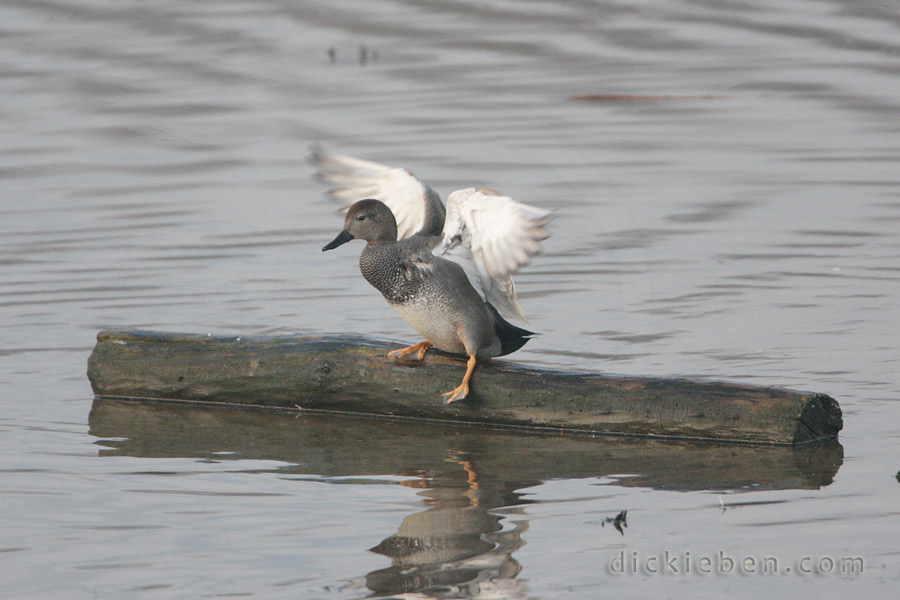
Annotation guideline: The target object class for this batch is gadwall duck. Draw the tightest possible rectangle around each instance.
[316,149,550,404]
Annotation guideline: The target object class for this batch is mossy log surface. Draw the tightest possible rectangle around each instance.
[86,328,842,446]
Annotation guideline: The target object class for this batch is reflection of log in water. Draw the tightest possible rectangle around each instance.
[89,399,842,598]
[87,329,843,445]
[89,399,842,493]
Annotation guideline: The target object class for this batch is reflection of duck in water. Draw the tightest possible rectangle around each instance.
[316,149,550,404]
[366,453,531,598]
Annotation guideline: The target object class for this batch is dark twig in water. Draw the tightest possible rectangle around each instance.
[326,46,378,66]
[601,510,628,535]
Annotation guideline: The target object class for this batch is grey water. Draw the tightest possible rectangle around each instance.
[1,0,898,598]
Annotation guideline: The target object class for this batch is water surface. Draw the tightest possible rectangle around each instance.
[2,0,898,598]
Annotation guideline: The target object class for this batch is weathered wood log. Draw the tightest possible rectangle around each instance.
[86,328,842,446]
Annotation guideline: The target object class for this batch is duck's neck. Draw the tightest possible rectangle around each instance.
[366,236,395,246]
[367,224,398,245]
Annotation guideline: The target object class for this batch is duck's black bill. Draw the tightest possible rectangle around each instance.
[322,230,354,251]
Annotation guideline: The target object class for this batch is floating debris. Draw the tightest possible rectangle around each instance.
[326,45,378,66]
[601,510,628,535]
[570,94,729,102]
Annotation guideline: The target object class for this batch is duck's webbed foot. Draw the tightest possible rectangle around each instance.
[388,340,433,361]
[442,356,477,405]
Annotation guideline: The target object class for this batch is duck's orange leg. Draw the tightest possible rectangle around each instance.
[442,355,477,405]
[388,340,433,361]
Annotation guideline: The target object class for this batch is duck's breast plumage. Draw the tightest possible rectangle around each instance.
[360,236,498,356]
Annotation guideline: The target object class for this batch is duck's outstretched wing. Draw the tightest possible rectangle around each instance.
[435,188,551,323]
[310,147,446,239]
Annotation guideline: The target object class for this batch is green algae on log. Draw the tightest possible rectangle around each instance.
[86,329,842,446]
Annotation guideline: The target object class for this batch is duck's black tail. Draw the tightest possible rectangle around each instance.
[486,303,536,356]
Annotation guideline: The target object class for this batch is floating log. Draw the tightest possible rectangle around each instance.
[86,329,842,446]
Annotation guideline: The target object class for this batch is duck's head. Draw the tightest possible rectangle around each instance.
[322,199,398,251]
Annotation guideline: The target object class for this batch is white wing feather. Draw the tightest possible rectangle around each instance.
[437,188,550,323]
[311,147,440,240]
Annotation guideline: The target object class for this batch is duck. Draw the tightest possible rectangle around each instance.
[315,148,550,404]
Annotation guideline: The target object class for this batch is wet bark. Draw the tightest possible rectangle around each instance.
[87,329,842,446]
